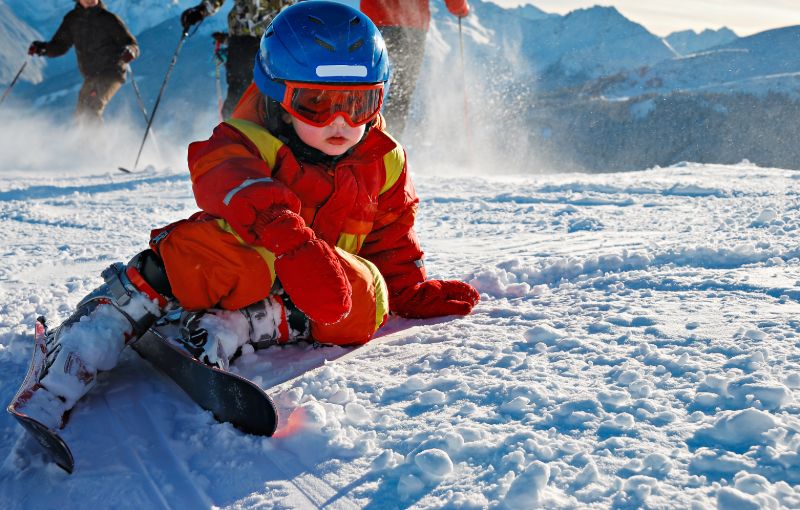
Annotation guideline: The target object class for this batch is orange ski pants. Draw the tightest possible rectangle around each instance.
[149,214,388,345]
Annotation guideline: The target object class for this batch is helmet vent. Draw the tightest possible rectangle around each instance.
[314,37,335,52]
[350,17,361,26]
[349,40,364,52]
[307,15,324,24]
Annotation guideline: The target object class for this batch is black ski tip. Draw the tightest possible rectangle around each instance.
[11,412,75,473]
[117,167,132,174]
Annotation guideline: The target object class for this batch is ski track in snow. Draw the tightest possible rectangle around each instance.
[0,163,799,509]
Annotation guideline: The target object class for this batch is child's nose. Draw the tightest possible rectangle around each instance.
[330,114,348,127]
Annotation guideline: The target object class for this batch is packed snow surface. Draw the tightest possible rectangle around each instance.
[0,161,799,509]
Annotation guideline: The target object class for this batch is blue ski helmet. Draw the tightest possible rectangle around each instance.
[254,1,391,104]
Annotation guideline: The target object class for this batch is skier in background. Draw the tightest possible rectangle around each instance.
[180,0,296,118]
[360,0,470,138]
[15,1,479,432]
[28,0,139,124]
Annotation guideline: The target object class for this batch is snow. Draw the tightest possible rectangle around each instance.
[1,1,800,507]
[0,157,798,508]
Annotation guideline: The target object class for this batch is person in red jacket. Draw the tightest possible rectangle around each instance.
[14,1,479,432]
[360,0,469,138]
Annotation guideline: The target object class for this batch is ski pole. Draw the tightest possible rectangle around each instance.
[457,17,473,152]
[127,65,162,157]
[122,28,191,173]
[128,65,150,124]
[212,32,228,121]
[0,59,28,107]
[214,44,224,121]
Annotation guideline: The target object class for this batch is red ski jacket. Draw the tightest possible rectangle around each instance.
[360,0,469,30]
[186,84,427,312]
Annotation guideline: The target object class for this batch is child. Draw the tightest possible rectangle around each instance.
[18,1,480,430]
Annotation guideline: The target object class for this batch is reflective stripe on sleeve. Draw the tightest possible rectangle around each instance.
[223,177,273,206]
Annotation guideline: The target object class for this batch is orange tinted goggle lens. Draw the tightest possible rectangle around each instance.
[284,83,383,127]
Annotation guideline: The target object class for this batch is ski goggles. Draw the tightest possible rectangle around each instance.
[281,81,384,128]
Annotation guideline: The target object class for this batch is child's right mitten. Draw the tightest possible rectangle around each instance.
[249,206,352,325]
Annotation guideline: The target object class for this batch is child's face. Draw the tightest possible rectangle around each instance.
[289,114,366,157]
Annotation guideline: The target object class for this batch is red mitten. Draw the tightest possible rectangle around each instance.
[223,182,302,245]
[393,280,479,318]
[223,184,351,324]
[447,1,469,17]
[274,239,352,325]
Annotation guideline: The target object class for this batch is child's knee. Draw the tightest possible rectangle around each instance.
[310,250,389,344]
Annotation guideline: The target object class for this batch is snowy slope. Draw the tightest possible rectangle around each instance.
[0,155,798,508]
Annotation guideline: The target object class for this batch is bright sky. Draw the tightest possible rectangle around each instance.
[489,0,800,36]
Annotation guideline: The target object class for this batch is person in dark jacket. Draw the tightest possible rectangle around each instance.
[28,0,139,124]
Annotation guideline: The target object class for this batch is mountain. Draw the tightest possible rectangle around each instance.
[1,0,66,39]
[0,2,44,86]
[595,25,800,99]
[447,3,675,88]
[526,6,676,80]
[502,2,554,22]
[666,27,738,55]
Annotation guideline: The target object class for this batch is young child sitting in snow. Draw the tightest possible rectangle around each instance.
[21,1,480,429]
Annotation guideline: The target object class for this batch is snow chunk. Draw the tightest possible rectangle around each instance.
[524,324,566,346]
[499,396,531,415]
[598,412,637,436]
[785,373,800,389]
[717,487,761,510]
[417,389,447,405]
[470,267,531,298]
[397,474,424,500]
[573,460,600,489]
[344,402,370,425]
[414,448,454,480]
[370,449,404,471]
[665,183,727,197]
[286,402,327,433]
[620,453,673,478]
[503,461,550,509]
[691,409,778,452]
[726,375,792,411]
[750,208,778,227]
[619,476,658,506]
[568,217,603,232]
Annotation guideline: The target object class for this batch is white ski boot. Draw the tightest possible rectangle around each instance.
[19,251,172,429]
[178,288,309,370]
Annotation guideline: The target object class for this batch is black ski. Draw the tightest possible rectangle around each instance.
[7,318,75,473]
[131,326,278,437]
